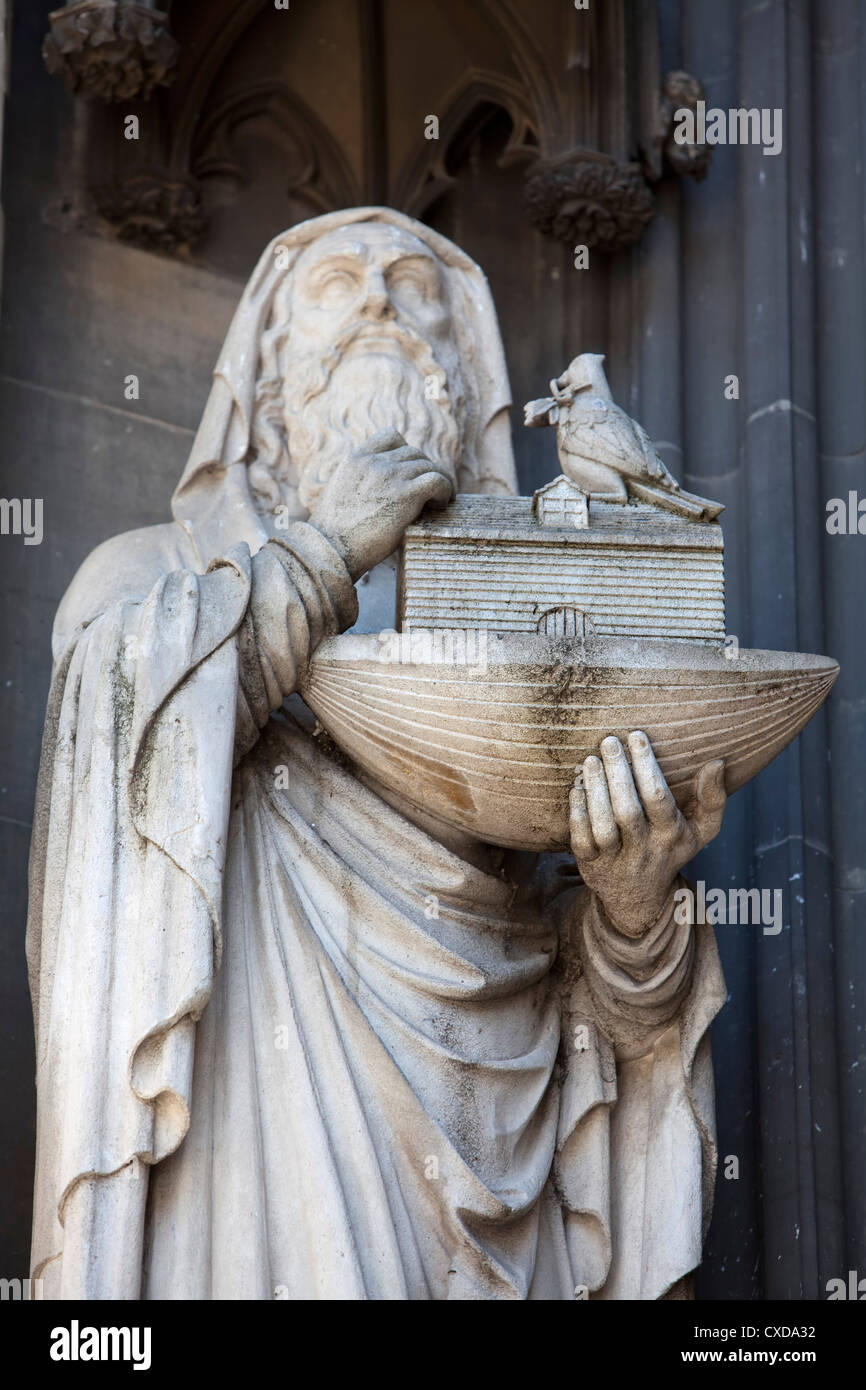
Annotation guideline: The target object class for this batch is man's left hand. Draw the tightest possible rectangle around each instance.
[569,730,726,937]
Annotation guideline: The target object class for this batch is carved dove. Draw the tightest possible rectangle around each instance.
[524,352,723,520]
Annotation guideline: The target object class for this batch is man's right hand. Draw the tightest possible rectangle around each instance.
[307,428,454,580]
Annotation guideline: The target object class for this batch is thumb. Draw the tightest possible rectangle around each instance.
[689,759,727,848]
[406,469,454,510]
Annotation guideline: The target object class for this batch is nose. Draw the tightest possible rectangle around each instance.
[359,267,394,320]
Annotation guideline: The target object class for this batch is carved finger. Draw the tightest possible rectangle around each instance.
[628,730,678,827]
[600,735,645,839]
[690,759,727,847]
[569,775,599,862]
[583,755,621,853]
[387,444,431,465]
[404,470,454,508]
[362,427,408,454]
[388,457,447,480]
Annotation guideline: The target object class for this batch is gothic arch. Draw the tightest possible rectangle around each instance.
[192,81,359,212]
[393,69,538,220]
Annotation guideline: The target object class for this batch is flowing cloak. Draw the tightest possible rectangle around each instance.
[26,209,727,1300]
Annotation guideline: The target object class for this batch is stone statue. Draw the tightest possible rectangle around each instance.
[524,352,722,519]
[28,207,748,1300]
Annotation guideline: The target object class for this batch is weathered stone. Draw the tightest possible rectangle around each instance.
[26,209,836,1303]
[42,0,178,103]
[93,173,205,254]
[642,70,714,184]
[524,150,655,251]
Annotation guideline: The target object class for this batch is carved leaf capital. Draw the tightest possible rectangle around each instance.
[93,172,205,253]
[524,150,655,252]
[43,0,179,103]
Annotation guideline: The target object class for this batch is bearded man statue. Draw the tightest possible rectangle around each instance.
[27,208,727,1301]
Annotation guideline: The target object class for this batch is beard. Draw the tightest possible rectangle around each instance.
[282,322,464,510]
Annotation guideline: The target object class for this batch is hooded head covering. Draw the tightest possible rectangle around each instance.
[172,207,518,569]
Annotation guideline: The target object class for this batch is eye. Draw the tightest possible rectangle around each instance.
[388,263,437,306]
[313,269,360,307]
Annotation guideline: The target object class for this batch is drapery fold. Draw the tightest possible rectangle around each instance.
[142,715,725,1300]
[28,517,726,1300]
[27,527,358,1297]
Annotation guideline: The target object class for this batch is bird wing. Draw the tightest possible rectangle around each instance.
[560,402,648,478]
[632,420,681,489]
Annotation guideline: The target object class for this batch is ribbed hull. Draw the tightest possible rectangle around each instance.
[301,633,838,851]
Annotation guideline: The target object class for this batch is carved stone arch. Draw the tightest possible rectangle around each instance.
[470,0,564,153]
[192,81,359,210]
[53,0,711,267]
[394,70,538,220]
[189,80,360,276]
[164,0,272,180]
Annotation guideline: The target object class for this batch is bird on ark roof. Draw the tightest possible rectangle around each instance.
[524,352,724,521]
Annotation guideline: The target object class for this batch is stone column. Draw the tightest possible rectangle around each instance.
[0,0,6,319]
[642,0,863,1301]
[814,0,866,1284]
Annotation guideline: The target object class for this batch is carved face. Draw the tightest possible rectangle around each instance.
[277,223,464,509]
[288,223,453,355]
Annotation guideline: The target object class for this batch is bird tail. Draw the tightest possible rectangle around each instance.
[628,478,724,521]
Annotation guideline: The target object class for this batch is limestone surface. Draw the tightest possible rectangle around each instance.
[27,208,835,1301]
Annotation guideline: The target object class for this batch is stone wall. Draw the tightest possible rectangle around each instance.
[0,0,242,1274]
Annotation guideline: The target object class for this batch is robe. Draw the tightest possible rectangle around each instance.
[27,518,726,1300]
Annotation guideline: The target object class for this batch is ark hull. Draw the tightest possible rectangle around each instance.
[301,632,839,852]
